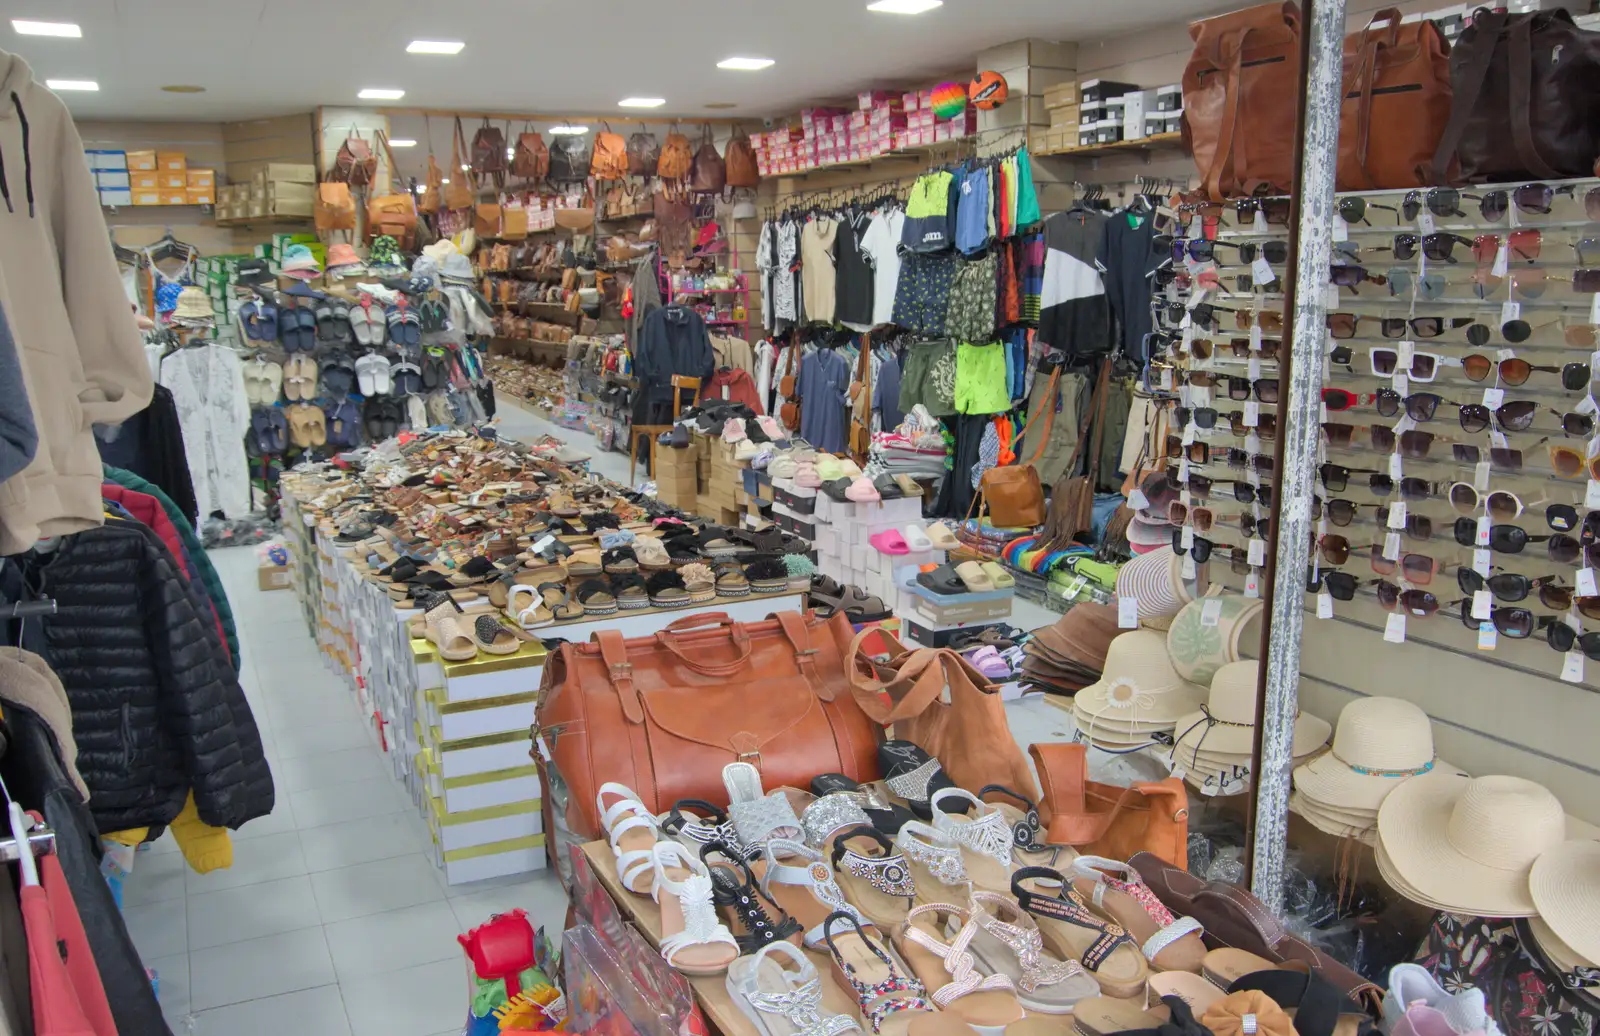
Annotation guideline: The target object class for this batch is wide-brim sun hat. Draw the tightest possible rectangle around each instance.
[1526,915,1597,979]
[1529,839,1600,965]
[1171,660,1332,759]
[1165,594,1265,685]
[1127,513,1172,548]
[1291,790,1377,845]
[1074,628,1205,723]
[1292,696,1445,814]
[1377,772,1569,917]
[1070,702,1175,736]
[1116,546,1185,620]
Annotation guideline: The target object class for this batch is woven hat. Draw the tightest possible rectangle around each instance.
[1292,697,1445,813]
[1075,629,1205,726]
[1127,512,1172,548]
[170,285,213,322]
[1527,915,1598,979]
[1291,790,1377,845]
[1165,594,1265,685]
[1070,702,1173,736]
[1377,773,1567,916]
[1172,661,1332,761]
[1530,840,1600,965]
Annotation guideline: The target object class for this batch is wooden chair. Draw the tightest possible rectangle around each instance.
[629,375,701,486]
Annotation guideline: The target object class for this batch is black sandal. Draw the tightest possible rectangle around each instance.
[878,741,960,821]
[701,840,803,953]
[660,800,755,859]
[1226,966,1377,1036]
[979,784,1053,857]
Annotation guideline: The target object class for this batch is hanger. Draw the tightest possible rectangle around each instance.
[0,770,54,882]
[108,230,141,267]
[147,227,194,265]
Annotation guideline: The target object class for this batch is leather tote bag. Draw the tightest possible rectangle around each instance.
[725,126,760,189]
[1182,1,1302,200]
[846,629,1037,801]
[1030,743,1188,867]
[627,130,661,176]
[446,119,475,211]
[1338,9,1454,190]
[366,133,418,248]
[548,134,593,181]
[536,610,882,842]
[1431,9,1600,184]
[315,181,356,232]
[691,124,726,194]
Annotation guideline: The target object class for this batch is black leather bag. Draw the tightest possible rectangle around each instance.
[548,135,593,181]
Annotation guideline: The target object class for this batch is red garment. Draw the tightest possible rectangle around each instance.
[25,850,116,1036]
[701,368,764,415]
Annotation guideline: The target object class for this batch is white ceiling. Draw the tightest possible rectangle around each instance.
[4,0,1220,122]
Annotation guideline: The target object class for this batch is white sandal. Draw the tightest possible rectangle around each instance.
[504,584,553,629]
[597,783,658,895]
[894,821,969,893]
[650,841,740,975]
[758,837,872,949]
[931,787,1015,892]
[727,940,863,1036]
[723,762,803,847]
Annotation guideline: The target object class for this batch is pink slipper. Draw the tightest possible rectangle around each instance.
[869,529,910,555]
[795,462,822,489]
[967,645,1012,679]
[757,415,783,439]
[844,476,881,502]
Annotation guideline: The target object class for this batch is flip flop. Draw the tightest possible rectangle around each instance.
[868,530,910,555]
[916,565,968,596]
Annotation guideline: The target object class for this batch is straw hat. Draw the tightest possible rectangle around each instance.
[1075,629,1206,726]
[1378,773,1568,917]
[171,286,213,323]
[1166,594,1265,685]
[1526,915,1597,982]
[1116,547,1186,621]
[1291,791,1377,845]
[1293,697,1445,813]
[1172,661,1332,761]
[1127,513,1172,549]
[1530,840,1600,965]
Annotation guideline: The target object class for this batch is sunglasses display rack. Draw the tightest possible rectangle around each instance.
[1154,176,1600,683]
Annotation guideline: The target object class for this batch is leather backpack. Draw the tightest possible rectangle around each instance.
[366,132,418,249]
[315,180,356,232]
[331,127,376,187]
[1431,9,1600,184]
[512,127,549,181]
[1031,743,1189,868]
[471,120,508,187]
[966,365,1058,530]
[627,130,661,176]
[419,152,443,214]
[548,134,592,181]
[658,126,694,182]
[725,126,760,188]
[446,119,475,210]
[690,124,726,194]
[590,125,629,181]
[1338,9,1454,190]
[1181,1,1302,200]
[535,610,882,842]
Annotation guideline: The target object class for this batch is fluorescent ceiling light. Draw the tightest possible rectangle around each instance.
[460,164,471,171]
[358,88,405,100]
[406,39,464,54]
[618,97,666,108]
[549,125,589,135]
[388,138,417,147]
[13,19,81,37]
[46,79,97,91]
[718,57,774,71]
[867,0,942,12]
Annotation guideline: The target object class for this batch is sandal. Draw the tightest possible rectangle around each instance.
[894,821,968,895]
[472,614,521,655]
[504,585,555,629]
[1068,856,1207,973]
[649,841,740,976]
[830,827,918,928]
[661,800,755,860]
[955,561,997,592]
[981,561,1017,589]
[1012,866,1150,998]
[602,546,639,574]
[813,586,892,623]
[727,940,865,1036]
[646,570,691,608]
[968,890,1099,1014]
[679,563,716,604]
[758,837,873,950]
[611,572,649,610]
[597,783,659,894]
[703,841,804,953]
[574,578,617,616]
[810,775,916,840]
[419,593,477,661]
[538,581,584,621]
[724,762,803,847]
[893,904,1024,1031]
[925,522,960,550]
[879,741,959,821]
[1207,955,1374,1036]
[1074,994,1210,1036]
[979,785,1057,865]
[930,787,1015,892]
[914,566,968,596]
[822,913,956,1036]
[715,567,752,598]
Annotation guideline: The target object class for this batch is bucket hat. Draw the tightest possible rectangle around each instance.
[1292,697,1446,814]
[1074,629,1205,727]
[1171,661,1331,762]
[1529,839,1600,965]
[439,252,476,286]
[279,243,321,279]
[1127,512,1173,549]
[325,242,366,275]
[170,285,213,323]
[1165,594,1264,686]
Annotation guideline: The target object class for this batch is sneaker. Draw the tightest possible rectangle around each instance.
[1383,965,1500,1036]
[815,455,844,481]
[734,439,758,461]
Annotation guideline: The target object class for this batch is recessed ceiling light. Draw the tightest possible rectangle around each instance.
[439,178,450,185]
[717,57,774,71]
[12,20,81,37]
[161,85,205,93]
[388,138,418,147]
[704,103,738,110]
[618,97,666,109]
[406,39,464,54]
[358,88,405,100]
[867,0,942,12]
[460,164,471,171]
[549,125,589,135]
[46,79,97,91]
[506,147,515,158]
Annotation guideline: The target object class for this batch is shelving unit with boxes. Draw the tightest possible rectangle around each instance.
[1034,77,1185,157]
[216,161,316,223]
[85,147,216,207]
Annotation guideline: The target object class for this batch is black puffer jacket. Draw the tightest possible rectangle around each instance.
[28,519,274,832]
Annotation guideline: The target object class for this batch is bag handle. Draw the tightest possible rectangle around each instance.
[662,612,732,631]
[1014,364,1061,467]
[1431,11,1505,182]
[454,116,478,193]
[1507,15,1564,179]
[655,622,754,675]
[844,627,954,725]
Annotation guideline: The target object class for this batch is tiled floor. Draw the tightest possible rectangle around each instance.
[122,546,569,1036]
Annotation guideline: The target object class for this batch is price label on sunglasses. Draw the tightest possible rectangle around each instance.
[1178,458,1190,482]
[1181,554,1197,580]
[1472,589,1493,620]
[1477,621,1498,651]
[1474,548,1492,576]
[1482,387,1504,409]
[1388,501,1408,530]
[1201,598,1223,627]
[1591,293,1600,324]
[1415,208,1436,234]
[1476,516,1491,546]
[1587,435,1600,461]
[1182,423,1197,446]
[1253,210,1269,234]
[1496,348,1517,362]
[1389,453,1404,480]
[1490,429,1509,450]
[1501,301,1520,327]
[1587,480,1600,509]
[1396,340,1414,365]
[1250,325,1263,352]
[1578,567,1597,598]
[1118,596,1140,629]
[1326,284,1341,308]
[1583,394,1600,418]
[1160,368,1173,391]
[1244,570,1261,598]
[1562,650,1585,684]
[1243,402,1260,428]
[1181,525,1195,549]
[1247,536,1267,568]
[1384,611,1407,643]
[1392,373,1409,396]
[1474,460,1491,491]
[1317,590,1334,618]
[1333,215,1349,242]
[1382,532,1402,561]
[1248,357,1262,381]
[1492,241,1510,279]
[1252,255,1275,287]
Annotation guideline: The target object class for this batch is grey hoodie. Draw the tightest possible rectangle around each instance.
[0,51,152,551]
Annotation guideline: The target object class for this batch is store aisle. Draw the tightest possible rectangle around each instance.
[120,545,568,1036]
[493,394,635,487]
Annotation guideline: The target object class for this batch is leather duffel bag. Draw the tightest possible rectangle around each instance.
[1181,1,1302,200]
[1338,9,1454,190]
[537,610,882,842]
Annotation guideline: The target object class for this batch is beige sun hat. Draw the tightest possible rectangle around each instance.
[1530,839,1600,966]
[1115,547,1189,622]
[1171,661,1332,762]
[1292,791,1377,845]
[1292,696,1448,813]
[1377,773,1569,917]
[1526,915,1598,983]
[1075,629,1206,728]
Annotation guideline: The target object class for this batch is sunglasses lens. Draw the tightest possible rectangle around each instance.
[1462,355,1492,381]
[1548,504,1579,531]
[1576,270,1600,293]
[1400,477,1430,501]
[1372,350,1397,375]
[1322,537,1351,564]
[1406,394,1440,421]
[1402,194,1421,220]
[1326,572,1356,600]
[1401,555,1435,584]
[1564,364,1592,391]
[1329,499,1356,525]
[1514,185,1554,213]
[1499,359,1532,385]
[1499,609,1535,638]
[1498,401,1538,431]
[1492,526,1530,553]
[1466,323,1492,346]
[1487,492,1520,522]
[1370,427,1395,453]
[1370,474,1394,496]
[1509,229,1542,261]
[1376,580,1400,609]
[1381,318,1406,339]
[1377,390,1400,417]
[1329,315,1356,339]
[1548,621,1577,651]
[1340,198,1366,223]
[1542,585,1574,611]
[1454,517,1478,545]
[1413,318,1444,338]
[1256,379,1278,403]
[1400,431,1433,459]
[1490,448,1524,472]
[1459,404,1491,433]
[1449,484,1478,514]
[1503,320,1532,343]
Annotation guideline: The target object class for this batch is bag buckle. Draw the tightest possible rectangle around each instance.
[609,662,633,679]
[737,750,762,770]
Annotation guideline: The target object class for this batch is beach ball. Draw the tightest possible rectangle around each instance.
[970,71,1009,109]
[930,82,969,119]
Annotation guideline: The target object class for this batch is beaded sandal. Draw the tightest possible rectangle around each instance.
[830,827,917,928]
[893,903,1024,1031]
[724,762,804,847]
[822,912,937,1036]
[649,841,740,976]
[702,840,803,953]
[930,787,1014,892]
[1069,855,1207,973]
[726,941,864,1036]
[759,837,873,950]
[967,890,1099,1014]
[1012,865,1150,998]
[894,821,969,895]
[660,799,757,860]
[878,741,959,821]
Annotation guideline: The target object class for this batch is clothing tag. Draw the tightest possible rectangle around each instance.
[1127,489,1150,510]
[1560,650,1586,683]
[1251,255,1276,286]
[1384,612,1407,643]
[1246,433,1263,454]
[1193,384,1211,406]
[1476,515,1491,546]
[1489,429,1508,450]
[1393,414,1417,435]
[1588,435,1600,461]
[1243,401,1260,428]
[1500,301,1520,326]
[1417,210,1436,235]
[1167,281,1180,304]
[1317,517,1328,538]
[532,534,556,552]
[1181,525,1195,549]
[1383,532,1402,560]
[1181,555,1197,580]
[1250,325,1264,352]
[1579,567,1597,598]
[1472,589,1493,619]
[1474,460,1491,491]
[1316,590,1334,618]
[1253,210,1268,234]
[1474,548,1491,576]
[1333,215,1349,242]
[1178,458,1190,481]
[1508,204,1521,229]
[1244,571,1261,597]
[1182,423,1198,446]
[1325,285,1341,308]
[1180,489,1193,507]
[1389,452,1404,480]
[722,385,730,400]
[1201,599,1224,627]
[1477,621,1498,651]
[1392,372,1409,396]
[1587,479,1600,509]
[1492,241,1510,278]
[1181,312,1194,331]
[1159,368,1174,391]
[1482,387,1504,409]
[1582,394,1600,417]
[1248,536,1266,567]
[1117,597,1140,629]
[1248,357,1262,381]
[1387,500,1407,530]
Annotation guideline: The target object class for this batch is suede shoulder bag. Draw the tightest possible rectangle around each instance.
[1030,742,1189,867]
[446,118,476,211]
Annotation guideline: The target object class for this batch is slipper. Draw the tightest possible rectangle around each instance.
[894,474,924,497]
[868,529,910,555]
[351,301,376,347]
[926,522,960,550]
[538,581,584,621]
[980,561,1016,589]
[574,578,617,615]
[955,561,996,592]
[916,565,969,596]
[967,646,1013,680]
[472,614,521,655]
[844,476,880,502]
[903,524,934,551]
[873,473,904,499]
[315,301,337,341]
[504,584,555,629]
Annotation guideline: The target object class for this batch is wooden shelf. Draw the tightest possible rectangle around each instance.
[1034,131,1185,159]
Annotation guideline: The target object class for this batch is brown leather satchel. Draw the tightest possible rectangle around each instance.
[512,128,550,181]
[690,124,726,194]
[366,133,418,248]
[847,630,1038,801]
[315,181,356,232]
[725,127,760,189]
[475,203,502,238]
[1031,743,1189,868]
[536,610,882,842]
[1338,9,1454,191]
[471,119,508,187]
[1431,9,1600,185]
[1182,2,1302,200]
[331,126,376,186]
[591,125,630,181]
[446,119,475,211]
[966,366,1058,530]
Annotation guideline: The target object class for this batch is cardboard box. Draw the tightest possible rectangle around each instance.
[132,190,164,206]
[186,186,215,205]
[156,151,187,172]
[187,168,216,188]
[125,149,157,171]
[265,180,314,205]
[162,191,189,205]
[99,189,133,208]
[257,562,291,591]
[130,172,160,190]
[1050,103,1081,128]
[96,170,131,189]
[267,197,313,218]
[159,172,187,190]
[255,161,316,184]
[1043,82,1080,110]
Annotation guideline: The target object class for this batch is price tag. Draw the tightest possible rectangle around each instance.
[1501,301,1521,326]
[1317,518,1328,538]
[1396,339,1415,365]
[1591,293,1600,323]
[1391,376,1410,402]
[1118,597,1140,629]
[1588,435,1600,461]
[1389,453,1404,480]
[1472,589,1493,619]
[1416,209,1436,234]
[531,534,556,552]
[1201,599,1224,627]
[1474,460,1491,491]
[1393,414,1417,435]
[1474,548,1492,576]
[1159,368,1174,391]
[1388,500,1408,530]
[1495,347,1516,363]
[1250,325,1264,352]
[722,385,730,400]
[1326,285,1341,308]
[1252,255,1276,286]
[1333,215,1350,242]
[1384,612,1408,643]
[1243,401,1260,428]
[1561,650,1585,684]
[1178,458,1190,482]
[1476,515,1491,546]
[1181,555,1197,579]
[1246,433,1264,454]
[1482,387,1504,409]
[1181,313,1194,332]
[1248,357,1263,381]
[1587,480,1600,509]
[1254,210,1269,234]
[1578,567,1597,597]
[1490,429,1509,450]
[1477,621,1499,651]
[1576,393,1597,416]
[1193,384,1211,406]
[1181,525,1196,549]
[1320,402,1329,423]
[1127,489,1151,512]
[1180,489,1193,507]
[1244,571,1261,598]
[1492,241,1510,278]
[1248,536,1267,567]
[1317,590,1334,618]
[1383,532,1402,560]
[1182,423,1198,446]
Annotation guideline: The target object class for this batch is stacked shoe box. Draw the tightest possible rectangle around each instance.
[813,495,942,604]
[699,437,747,526]
[768,474,815,540]
[897,573,1015,648]
[654,438,701,510]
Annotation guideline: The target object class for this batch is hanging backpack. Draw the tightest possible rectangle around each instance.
[658,125,694,182]
[332,126,376,187]
[512,126,549,180]
[724,126,760,188]
[591,124,629,181]
[419,117,443,214]
[627,130,661,176]
[316,180,357,232]
[548,134,593,181]
[471,120,508,188]
[690,124,726,194]
[446,118,475,210]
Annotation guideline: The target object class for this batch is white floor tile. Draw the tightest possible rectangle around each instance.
[124,897,187,960]
[341,958,464,1036]
[189,926,336,1010]
[448,871,569,933]
[290,776,407,830]
[274,720,373,760]
[231,798,300,841]
[185,830,308,894]
[189,983,351,1036]
[273,746,389,794]
[324,900,464,982]
[311,853,447,924]
[299,811,430,873]
[123,849,189,906]
[187,874,323,950]
[149,952,190,1018]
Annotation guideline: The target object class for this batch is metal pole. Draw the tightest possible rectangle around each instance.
[1245,0,1347,912]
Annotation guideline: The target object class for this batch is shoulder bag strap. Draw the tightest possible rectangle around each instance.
[594,629,644,724]
[1083,357,1115,486]
[844,627,948,724]
[1431,12,1505,183]
[1507,15,1564,179]
[1204,26,1252,201]
[1019,365,1061,466]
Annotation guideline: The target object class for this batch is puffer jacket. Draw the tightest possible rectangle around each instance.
[26,518,274,832]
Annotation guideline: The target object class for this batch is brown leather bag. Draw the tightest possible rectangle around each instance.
[1182,2,1302,200]
[500,203,528,241]
[691,124,726,194]
[512,127,550,181]
[1038,359,1112,552]
[847,631,1038,802]
[366,133,418,248]
[966,367,1058,530]
[591,125,629,181]
[725,126,760,189]
[471,120,508,187]
[331,127,376,186]
[446,119,475,210]
[535,610,883,841]
[1031,743,1189,868]
[475,203,502,238]
[315,181,356,232]
[1337,9,1454,191]
[658,126,694,182]
[1431,8,1600,185]
[419,151,443,214]
[627,131,661,176]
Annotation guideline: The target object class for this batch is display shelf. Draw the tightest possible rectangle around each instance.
[1035,131,1184,159]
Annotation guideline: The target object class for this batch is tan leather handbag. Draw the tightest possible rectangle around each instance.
[446,118,475,211]
[315,181,356,232]
[366,132,418,248]
[536,611,883,842]
[474,203,502,238]
[725,126,760,188]
[658,125,694,182]
[965,366,1059,530]
[1337,9,1454,190]
[500,202,528,241]
[1031,743,1189,867]
[846,630,1037,801]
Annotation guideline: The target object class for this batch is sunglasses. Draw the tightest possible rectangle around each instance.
[1402,187,1468,220]
[1462,356,1589,389]
[1456,569,1597,615]
[1329,264,1384,290]
[1370,549,1440,585]
[1375,505,1434,540]
[1314,497,1360,526]
[1235,310,1285,332]
[1165,436,1213,464]
[1453,519,1596,564]
[1235,197,1292,225]
[1392,232,1476,262]
[1223,377,1280,403]
[1164,302,1233,330]
[1309,568,1361,600]
[1456,399,1539,433]
[1544,618,1600,658]
[1377,580,1441,616]
[1240,240,1290,265]
[1447,482,1530,522]
[1321,388,1376,411]
[1172,529,1214,563]
[1548,444,1600,482]
[1174,405,1219,430]
[1456,601,1536,638]
[1477,182,1577,221]
[1386,267,1448,301]
[1318,462,1383,492]
[1326,313,1474,339]
[1575,269,1600,293]
[1472,229,1543,264]
[1370,347,1447,381]
[1338,197,1396,225]
[1369,427,1444,458]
